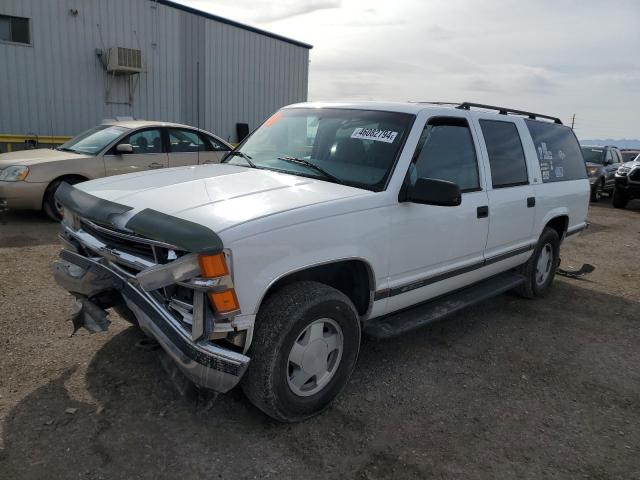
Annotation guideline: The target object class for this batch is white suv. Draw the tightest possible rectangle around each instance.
[53,101,589,422]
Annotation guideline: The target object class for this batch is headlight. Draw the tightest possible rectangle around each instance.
[0,165,30,182]
[617,166,631,176]
[586,166,599,177]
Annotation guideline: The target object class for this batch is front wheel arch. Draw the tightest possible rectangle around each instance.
[42,175,89,220]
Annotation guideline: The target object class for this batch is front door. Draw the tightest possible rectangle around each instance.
[103,128,168,176]
[386,115,490,313]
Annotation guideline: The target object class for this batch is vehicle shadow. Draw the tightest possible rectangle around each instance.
[0,210,60,247]
[2,280,639,479]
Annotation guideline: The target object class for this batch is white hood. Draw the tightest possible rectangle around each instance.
[76,163,369,233]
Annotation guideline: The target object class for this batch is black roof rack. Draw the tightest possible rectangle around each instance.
[456,102,563,124]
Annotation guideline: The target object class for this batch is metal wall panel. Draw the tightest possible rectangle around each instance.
[0,0,309,142]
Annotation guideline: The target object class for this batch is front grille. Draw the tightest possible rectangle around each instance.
[629,168,640,182]
[82,221,155,260]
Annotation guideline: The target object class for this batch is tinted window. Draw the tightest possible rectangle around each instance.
[480,120,528,188]
[127,129,164,154]
[410,118,479,192]
[205,134,230,151]
[527,120,587,182]
[168,129,209,153]
[0,15,30,44]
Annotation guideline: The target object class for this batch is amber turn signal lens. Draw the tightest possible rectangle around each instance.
[208,290,239,313]
[198,253,229,278]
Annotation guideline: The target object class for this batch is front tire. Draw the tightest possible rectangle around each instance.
[242,281,361,422]
[43,177,84,221]
[515,227,560,299]
[612,188,629,209]
[590,179,604,202]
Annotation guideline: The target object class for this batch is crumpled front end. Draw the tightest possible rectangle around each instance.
[52,182,251,393]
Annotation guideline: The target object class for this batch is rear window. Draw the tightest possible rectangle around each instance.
[525,120,587,182]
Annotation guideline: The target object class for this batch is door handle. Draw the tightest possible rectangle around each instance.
[477,206,488,218]
[148,162,164,169]
[527,197,536,208]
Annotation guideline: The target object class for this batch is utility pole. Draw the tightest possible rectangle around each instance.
[570,114,575,129]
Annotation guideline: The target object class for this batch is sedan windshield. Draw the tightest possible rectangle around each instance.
[226,108,414,191]
[58,125,129,155]
[580,147,605,164]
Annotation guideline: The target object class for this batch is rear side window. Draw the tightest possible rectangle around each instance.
[479,120,528,188]
[525,120,587,182]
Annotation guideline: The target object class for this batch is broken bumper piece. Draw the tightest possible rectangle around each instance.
[53,249,250,393]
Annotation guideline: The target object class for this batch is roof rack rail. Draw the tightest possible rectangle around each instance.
[456,102,563,124]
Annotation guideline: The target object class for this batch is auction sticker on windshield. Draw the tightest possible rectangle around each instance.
[351,128,398,143]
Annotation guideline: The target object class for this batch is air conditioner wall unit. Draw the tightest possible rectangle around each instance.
[106,47,142,74]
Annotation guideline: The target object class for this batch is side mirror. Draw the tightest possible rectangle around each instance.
[116,143,133,154]
[405,177,461,206]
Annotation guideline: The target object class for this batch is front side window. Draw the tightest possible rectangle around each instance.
[480,120,528,188]
[58,125,128,155]
[0,15,30,44]
[168,129,208,153]
[205,134,230,152]
[228,108,414,191]
[409,117,480,192]
[126,129,164,154]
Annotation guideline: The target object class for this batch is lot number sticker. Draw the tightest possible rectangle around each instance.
[351,128,398,143]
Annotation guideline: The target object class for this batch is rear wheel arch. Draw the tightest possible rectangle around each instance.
[257,259,375,319]
[544,215,569,242]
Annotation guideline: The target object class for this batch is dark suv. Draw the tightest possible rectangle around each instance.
[613,152,640,209]
[581,145,623,201]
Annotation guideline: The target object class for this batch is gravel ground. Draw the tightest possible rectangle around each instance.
[0,199,639,479]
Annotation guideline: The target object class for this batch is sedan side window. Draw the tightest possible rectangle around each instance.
[204,134,231,152]
[127,129,164,154]
[168,129,210,153]
[410,117,480,192]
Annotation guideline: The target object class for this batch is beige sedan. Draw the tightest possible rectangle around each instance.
[0,120,232,220]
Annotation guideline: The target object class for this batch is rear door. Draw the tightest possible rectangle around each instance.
[167,128,230,167]
[472,117,537,264]
[103,127,168,176]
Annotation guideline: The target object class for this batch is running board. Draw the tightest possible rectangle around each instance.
[364,271,526,339]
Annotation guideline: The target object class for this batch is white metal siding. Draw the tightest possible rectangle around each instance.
[0,0,309,142]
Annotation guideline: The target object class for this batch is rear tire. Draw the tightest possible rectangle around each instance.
[515,227,560,299]
[43,177,84,221]
[242,281,361,422]
[612,188,629,209]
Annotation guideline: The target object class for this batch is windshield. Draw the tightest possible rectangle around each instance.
[58,125,129,155]
[227,108,414,191]
[581,147,605,164]
[621,151,639,162]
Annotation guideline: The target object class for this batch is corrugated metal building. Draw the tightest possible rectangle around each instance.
[0,0,311,144]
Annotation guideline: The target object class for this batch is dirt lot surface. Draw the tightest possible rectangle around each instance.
[1,200,639,479]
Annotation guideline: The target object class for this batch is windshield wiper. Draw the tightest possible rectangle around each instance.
[277,156,341,184]
[224,151,256,168]
[56,147,79,153]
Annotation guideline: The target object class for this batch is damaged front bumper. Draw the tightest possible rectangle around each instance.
[54,248,250,394]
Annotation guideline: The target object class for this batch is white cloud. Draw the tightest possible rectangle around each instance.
[179,0,640,138]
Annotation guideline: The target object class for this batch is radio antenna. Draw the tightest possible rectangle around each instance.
[197,61,200,165]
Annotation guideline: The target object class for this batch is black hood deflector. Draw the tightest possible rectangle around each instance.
[55,182,223,255]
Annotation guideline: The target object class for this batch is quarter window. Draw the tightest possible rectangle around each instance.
[480,120,528,188]
[0,15,30,44]
[205,134,230,152]
[410,117,480,192]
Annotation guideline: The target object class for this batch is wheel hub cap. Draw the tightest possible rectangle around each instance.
[535,243,553,286]
[287,318,343,397]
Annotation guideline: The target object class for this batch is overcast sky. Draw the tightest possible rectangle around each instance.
[180,0,639,139]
